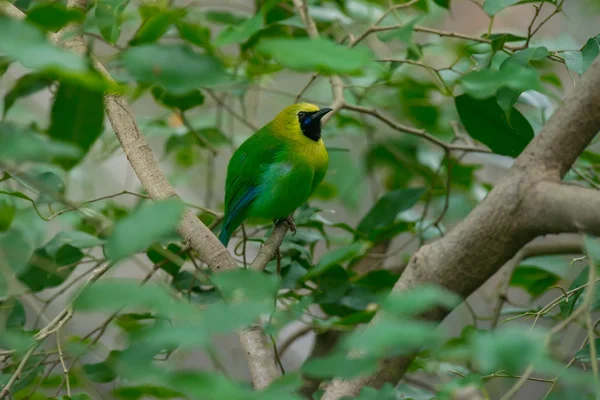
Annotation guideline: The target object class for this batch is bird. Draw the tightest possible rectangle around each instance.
[218,102,332,246]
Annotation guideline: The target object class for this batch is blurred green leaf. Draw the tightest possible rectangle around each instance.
[146,243,185,277]
[45,231,104,258]
[83,351,121,382]
[510,265,560,297]
[0,122,81,162]
[382,284,461,316]
[256,38,373,75]
[471,326,547,373]
[0,199,16,232]
[95,0,130,44]
[302,353,378,379]
[357,187,425,242]
[176,20,212,51]
[306,241,369,278]
[151,86,204,111]
[26,2,83,32]
[211,268,279,302]
[3,72,53,117]
[121,45,230,94]
[1,298,26,328]
[575,338,600,362]
[582,37,600,73]
[130,8,186,46]
[460,63,539,99]
[105,198,185,261]
[0,16,99,83]
[113,385,183,399]
[48,81,105,170]
[483,0,554,15]
[433,0,451,8]
[17,244,84,292]
[455,94,533,157]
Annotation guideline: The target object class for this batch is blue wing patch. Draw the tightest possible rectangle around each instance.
[219,186,260,245]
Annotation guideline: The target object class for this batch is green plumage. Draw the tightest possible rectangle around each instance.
[219,103,330,246]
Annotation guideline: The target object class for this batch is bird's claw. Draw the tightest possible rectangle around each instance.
[285,216,296,235]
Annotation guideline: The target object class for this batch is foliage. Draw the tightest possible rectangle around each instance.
[0,0,599,399]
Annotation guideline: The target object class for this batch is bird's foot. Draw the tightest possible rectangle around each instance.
[285,216,297,235]
[275,216,296,235]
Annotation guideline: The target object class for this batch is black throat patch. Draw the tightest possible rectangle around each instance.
[298,111,321,142]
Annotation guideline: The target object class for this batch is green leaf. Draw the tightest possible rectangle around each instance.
[45,231,104,258]
[471,326,548,373]
[563,51,583,75]
[502,46,548,67]
[460,63,540,99]
[95,0,130,44]
[146,243,185,277]
[215,13,263,47]
[129,8,185,46]
[74,280,196,316]
[3,72,54,117]
[0,199,16,232]
[105,198,185,261]
[176,20,212,50]
[343,319,441,357]
[48,81,105,170]
[26,2,83,32]
[151,86,204,111]
[33,171,65,206]
[211,268,279,302]
[0,16,91,77]
[121,45,230,94]
[455,94,534,157]
[483,0,519,15]
[357,187,425,242]
[575,338,600,362]
[382,284,461,316]
[0,122,81,162]
[113,385,183,399]
[83,351,121,382]
[1,298,26,328]
[582,37,600,73]
[306,242,369,278]
[510,265,560,297]
[377,17,420,44]
[433,0,451,8]
[302,353,379,379]
[17,245,84,292]
[256,38,373,75]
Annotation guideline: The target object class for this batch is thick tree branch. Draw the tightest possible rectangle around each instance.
[320,56,600,400]
[0,0,283,389]
[528,182,600,236]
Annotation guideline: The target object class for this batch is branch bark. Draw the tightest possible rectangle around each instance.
[320,57,600,400]
[0,0,284,389]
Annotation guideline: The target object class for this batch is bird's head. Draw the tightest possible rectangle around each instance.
[271,103,333,143]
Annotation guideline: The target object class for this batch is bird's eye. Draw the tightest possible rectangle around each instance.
[298,111,305,118]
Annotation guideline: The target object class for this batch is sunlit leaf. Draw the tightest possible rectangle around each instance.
[95,0,130,44]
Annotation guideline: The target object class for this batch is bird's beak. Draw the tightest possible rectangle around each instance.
[313,107,333,122]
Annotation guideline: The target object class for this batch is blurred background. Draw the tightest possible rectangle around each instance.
[1,0,600,399]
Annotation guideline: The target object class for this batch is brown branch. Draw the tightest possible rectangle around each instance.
[320,55,600,400]
[528,182,600,236]
[0,0,285,389]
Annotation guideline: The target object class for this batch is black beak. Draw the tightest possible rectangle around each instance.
[312,107,333,122]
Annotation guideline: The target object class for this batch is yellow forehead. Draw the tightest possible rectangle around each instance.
[283,102,320,115]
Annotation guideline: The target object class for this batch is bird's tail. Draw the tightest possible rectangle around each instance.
[218,224,231,246]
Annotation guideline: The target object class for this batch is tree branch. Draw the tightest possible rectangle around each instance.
[320,56,600,400]
[0,0,284,389]
[528,182,600,236]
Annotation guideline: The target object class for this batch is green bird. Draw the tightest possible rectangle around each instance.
[218,103,332,246]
